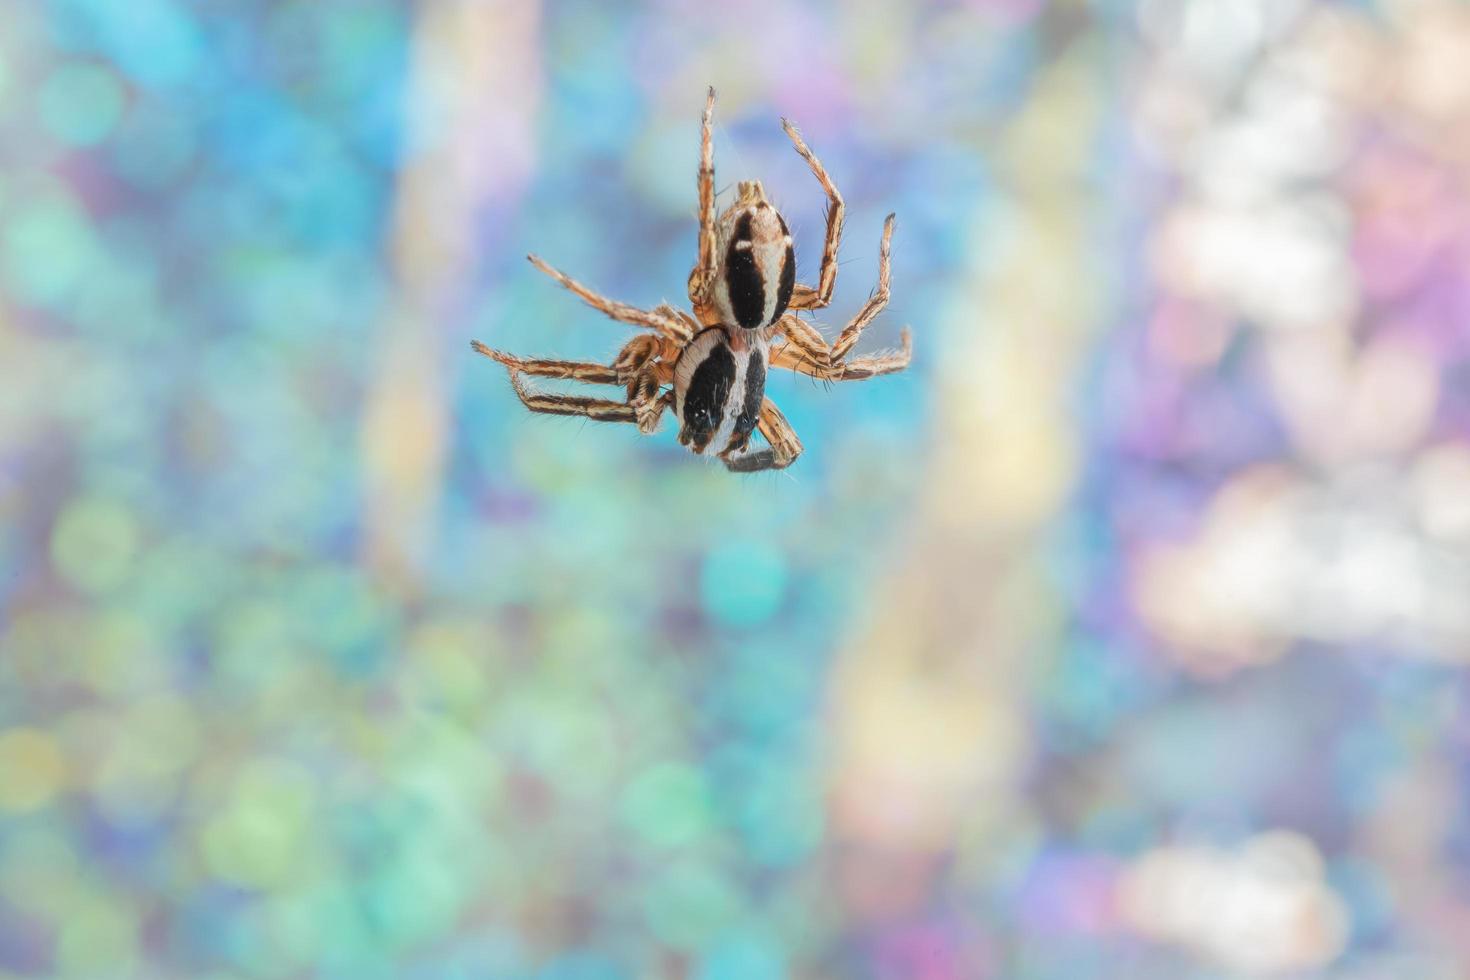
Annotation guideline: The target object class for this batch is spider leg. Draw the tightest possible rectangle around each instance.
[781,118,845,311]
[503,368,639,424]
[830,213,894,362]
[471,340,623,384]
[528,255,693,343]
[689,86,719,307]
[472,338,672,433]
[611,333,669,380]
[625,355,677,434]
[473,333,665,383]
[773,214,895,370]
[771,327,911,381]
[723,398,804,473]
[633,386,674,435]
[773,315,831,370]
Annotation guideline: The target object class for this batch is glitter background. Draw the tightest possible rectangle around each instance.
[3,1,1470,977]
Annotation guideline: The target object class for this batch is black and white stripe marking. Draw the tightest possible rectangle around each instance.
[713,204,796,331]
[674,328,769,456]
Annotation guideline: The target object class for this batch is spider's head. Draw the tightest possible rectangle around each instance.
[711,180,796,332]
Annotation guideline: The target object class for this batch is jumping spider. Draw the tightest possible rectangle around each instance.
[472,87,912,472]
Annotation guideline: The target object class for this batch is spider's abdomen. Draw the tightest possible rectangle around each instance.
[674,327,767,456]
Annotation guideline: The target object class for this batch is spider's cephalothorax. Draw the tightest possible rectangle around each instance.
[471,88,913,473]
[704,180,796,332]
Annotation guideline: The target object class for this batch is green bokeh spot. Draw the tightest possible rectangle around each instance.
[642,862,740,950]
[57,898,138,976]
[202,759,317,890]
[620,763,712,849]
[699,541,788,628]
[364,851,463,952]
[2,190,96,308]
[50,496,139,595]
[41,62,125,147]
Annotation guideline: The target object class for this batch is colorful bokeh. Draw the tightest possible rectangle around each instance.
[3,1,1470,977]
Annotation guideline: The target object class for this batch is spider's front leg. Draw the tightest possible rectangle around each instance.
[723,398,804,473]
[775,213,896,370]
[781,118,846,311]
[688,86,719,308]
[471,332,664,386]
[529,255,694,344]
[471,341,623,385]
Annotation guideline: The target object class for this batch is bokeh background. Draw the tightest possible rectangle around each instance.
[3,0,1470,976]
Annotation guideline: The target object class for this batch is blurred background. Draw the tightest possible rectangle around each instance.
[3,0,1470,976]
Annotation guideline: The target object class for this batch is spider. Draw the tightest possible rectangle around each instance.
[471,87,912,473]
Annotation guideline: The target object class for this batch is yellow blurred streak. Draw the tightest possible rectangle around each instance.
[831,658,1024,850]
[361,0,543,588]
[936,350,1076,529]
[925,37,1102,528]
[825,32,1103,916]
[0,727,66,812]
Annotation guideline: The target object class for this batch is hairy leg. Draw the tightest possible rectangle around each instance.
[529,255,693,343]
[472,340,623,384]
[773,213,896,368]
[770,327,911,381]
[781,118,845,311]
[689,87,719,307]
[502,369,639,423]
[472,330,665,379]
[473,338,669,430]
[632,385,673,434]
[723,398,804,472]
[830,212,894,362]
